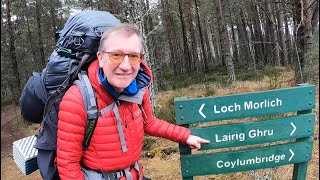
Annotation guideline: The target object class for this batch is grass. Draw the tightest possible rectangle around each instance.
[159,63,271,92]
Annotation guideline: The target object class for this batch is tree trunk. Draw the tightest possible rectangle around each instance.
[194,0,208,70]
[186,0,199,70]
[251,4,265,65]
[216,0,236,83]
[228,6,238,64]
[177,0,192,72]
[284,10,293,64]
[240,10,256,71]
[23,0,38,68]
[264,1,273,65]
[235,13,250,66]
[267,2,281,66]
[145,0,162,88]
[139,0,156,112]
[161,0,178,76]
[49,1,57,35]
[231,24,239,64]
[246,17,257,72]
[294,0,317,83]
[35,0,46,68]
[213,16,223,65]
[311,0,319,33]
[207,27,217,64]
[5,0,22,105]
[202,17,213,66]
[276,1,289,66]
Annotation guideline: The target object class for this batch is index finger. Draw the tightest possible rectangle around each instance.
[199,138,210,144]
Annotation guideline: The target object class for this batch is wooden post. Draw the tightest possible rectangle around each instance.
[179,124,193,180]
[292,84,314,180]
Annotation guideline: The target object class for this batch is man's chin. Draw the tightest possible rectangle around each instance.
[111,82,131,92]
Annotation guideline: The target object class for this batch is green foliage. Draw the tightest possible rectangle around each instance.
[159,65,229,91]
[159,64,265,91]
[204,83,217,96]
[263,66,283,89]
[154,96,176,124]
[237,71,264,81]
[142,136,156,151]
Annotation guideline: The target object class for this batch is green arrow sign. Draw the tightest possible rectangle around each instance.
[185,113,314,150]
[174,85,315,124]
[180,140,313,177]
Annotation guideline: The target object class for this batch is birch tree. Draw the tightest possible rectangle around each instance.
[216,0,236,83]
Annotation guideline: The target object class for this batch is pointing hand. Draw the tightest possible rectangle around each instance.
[186,135,210,153]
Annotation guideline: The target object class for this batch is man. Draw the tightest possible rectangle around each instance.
[56,23,210,180]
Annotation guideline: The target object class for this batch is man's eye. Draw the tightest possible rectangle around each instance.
[130,54,139,59]
[112,53,122,58]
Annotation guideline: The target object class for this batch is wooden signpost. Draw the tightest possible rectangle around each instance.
[175,84,316,180]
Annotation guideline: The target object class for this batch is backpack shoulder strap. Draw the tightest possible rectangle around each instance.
[73,71,99,151]
[73,70,124,151]
[73,71,146,152]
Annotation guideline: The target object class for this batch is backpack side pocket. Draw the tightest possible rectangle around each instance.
[20,72,48,124]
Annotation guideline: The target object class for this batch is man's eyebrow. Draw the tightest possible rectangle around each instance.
[107,49,141,53]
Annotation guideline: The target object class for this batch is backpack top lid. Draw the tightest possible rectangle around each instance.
[56,10,120,59]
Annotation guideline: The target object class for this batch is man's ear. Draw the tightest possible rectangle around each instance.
[97,51,104,68]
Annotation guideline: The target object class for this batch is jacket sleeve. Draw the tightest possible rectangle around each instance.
[142,90,191,144]
[57,85,86,180]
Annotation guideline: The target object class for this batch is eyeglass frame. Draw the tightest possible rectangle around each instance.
[101,51,144,65]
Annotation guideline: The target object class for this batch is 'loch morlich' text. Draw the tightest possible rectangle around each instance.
[214,98,282,113]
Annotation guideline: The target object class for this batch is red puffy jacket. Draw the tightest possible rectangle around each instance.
[56,60,191,180]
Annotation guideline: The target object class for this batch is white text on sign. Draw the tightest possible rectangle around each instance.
[213,98,283,114]
[215,129,274,142]
[216,154,286,169]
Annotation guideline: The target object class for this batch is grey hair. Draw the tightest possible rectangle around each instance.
[98,23,143,52]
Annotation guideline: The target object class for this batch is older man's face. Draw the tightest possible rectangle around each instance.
[97,32,142,93]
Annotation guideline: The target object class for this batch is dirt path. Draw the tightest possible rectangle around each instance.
[1,105,24,158]
[1,105,41,180]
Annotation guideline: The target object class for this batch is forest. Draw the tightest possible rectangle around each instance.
[1,0,319,179]
[1,0,319,107]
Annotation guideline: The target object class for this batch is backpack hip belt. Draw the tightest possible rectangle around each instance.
[83,161,142,180]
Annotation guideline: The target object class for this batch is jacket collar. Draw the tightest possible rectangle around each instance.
[87,59,152,104]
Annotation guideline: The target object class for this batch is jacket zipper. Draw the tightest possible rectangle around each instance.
[131,103,134,120]
[138,105,147,125]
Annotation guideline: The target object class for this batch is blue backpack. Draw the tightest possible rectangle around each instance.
[19,10,120,179]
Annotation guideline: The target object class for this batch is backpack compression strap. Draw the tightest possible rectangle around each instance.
[74,71,99,151]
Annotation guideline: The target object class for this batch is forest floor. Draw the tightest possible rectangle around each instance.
[1,105,42,179]
[1,68,319,180]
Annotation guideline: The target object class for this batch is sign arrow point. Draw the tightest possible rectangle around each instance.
[199,103,206,118]
[290,122,296,136]
[289,149,295,161]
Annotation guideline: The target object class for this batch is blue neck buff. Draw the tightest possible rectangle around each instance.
[98,68,139,100]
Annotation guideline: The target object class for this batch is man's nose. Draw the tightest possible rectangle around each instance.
[118,55,131,70]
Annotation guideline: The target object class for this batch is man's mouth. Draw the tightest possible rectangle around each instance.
[116,73,131,77]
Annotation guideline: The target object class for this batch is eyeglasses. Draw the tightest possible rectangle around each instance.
[102,51,143,65]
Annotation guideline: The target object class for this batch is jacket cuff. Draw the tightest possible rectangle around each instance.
[181,128,191,144]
